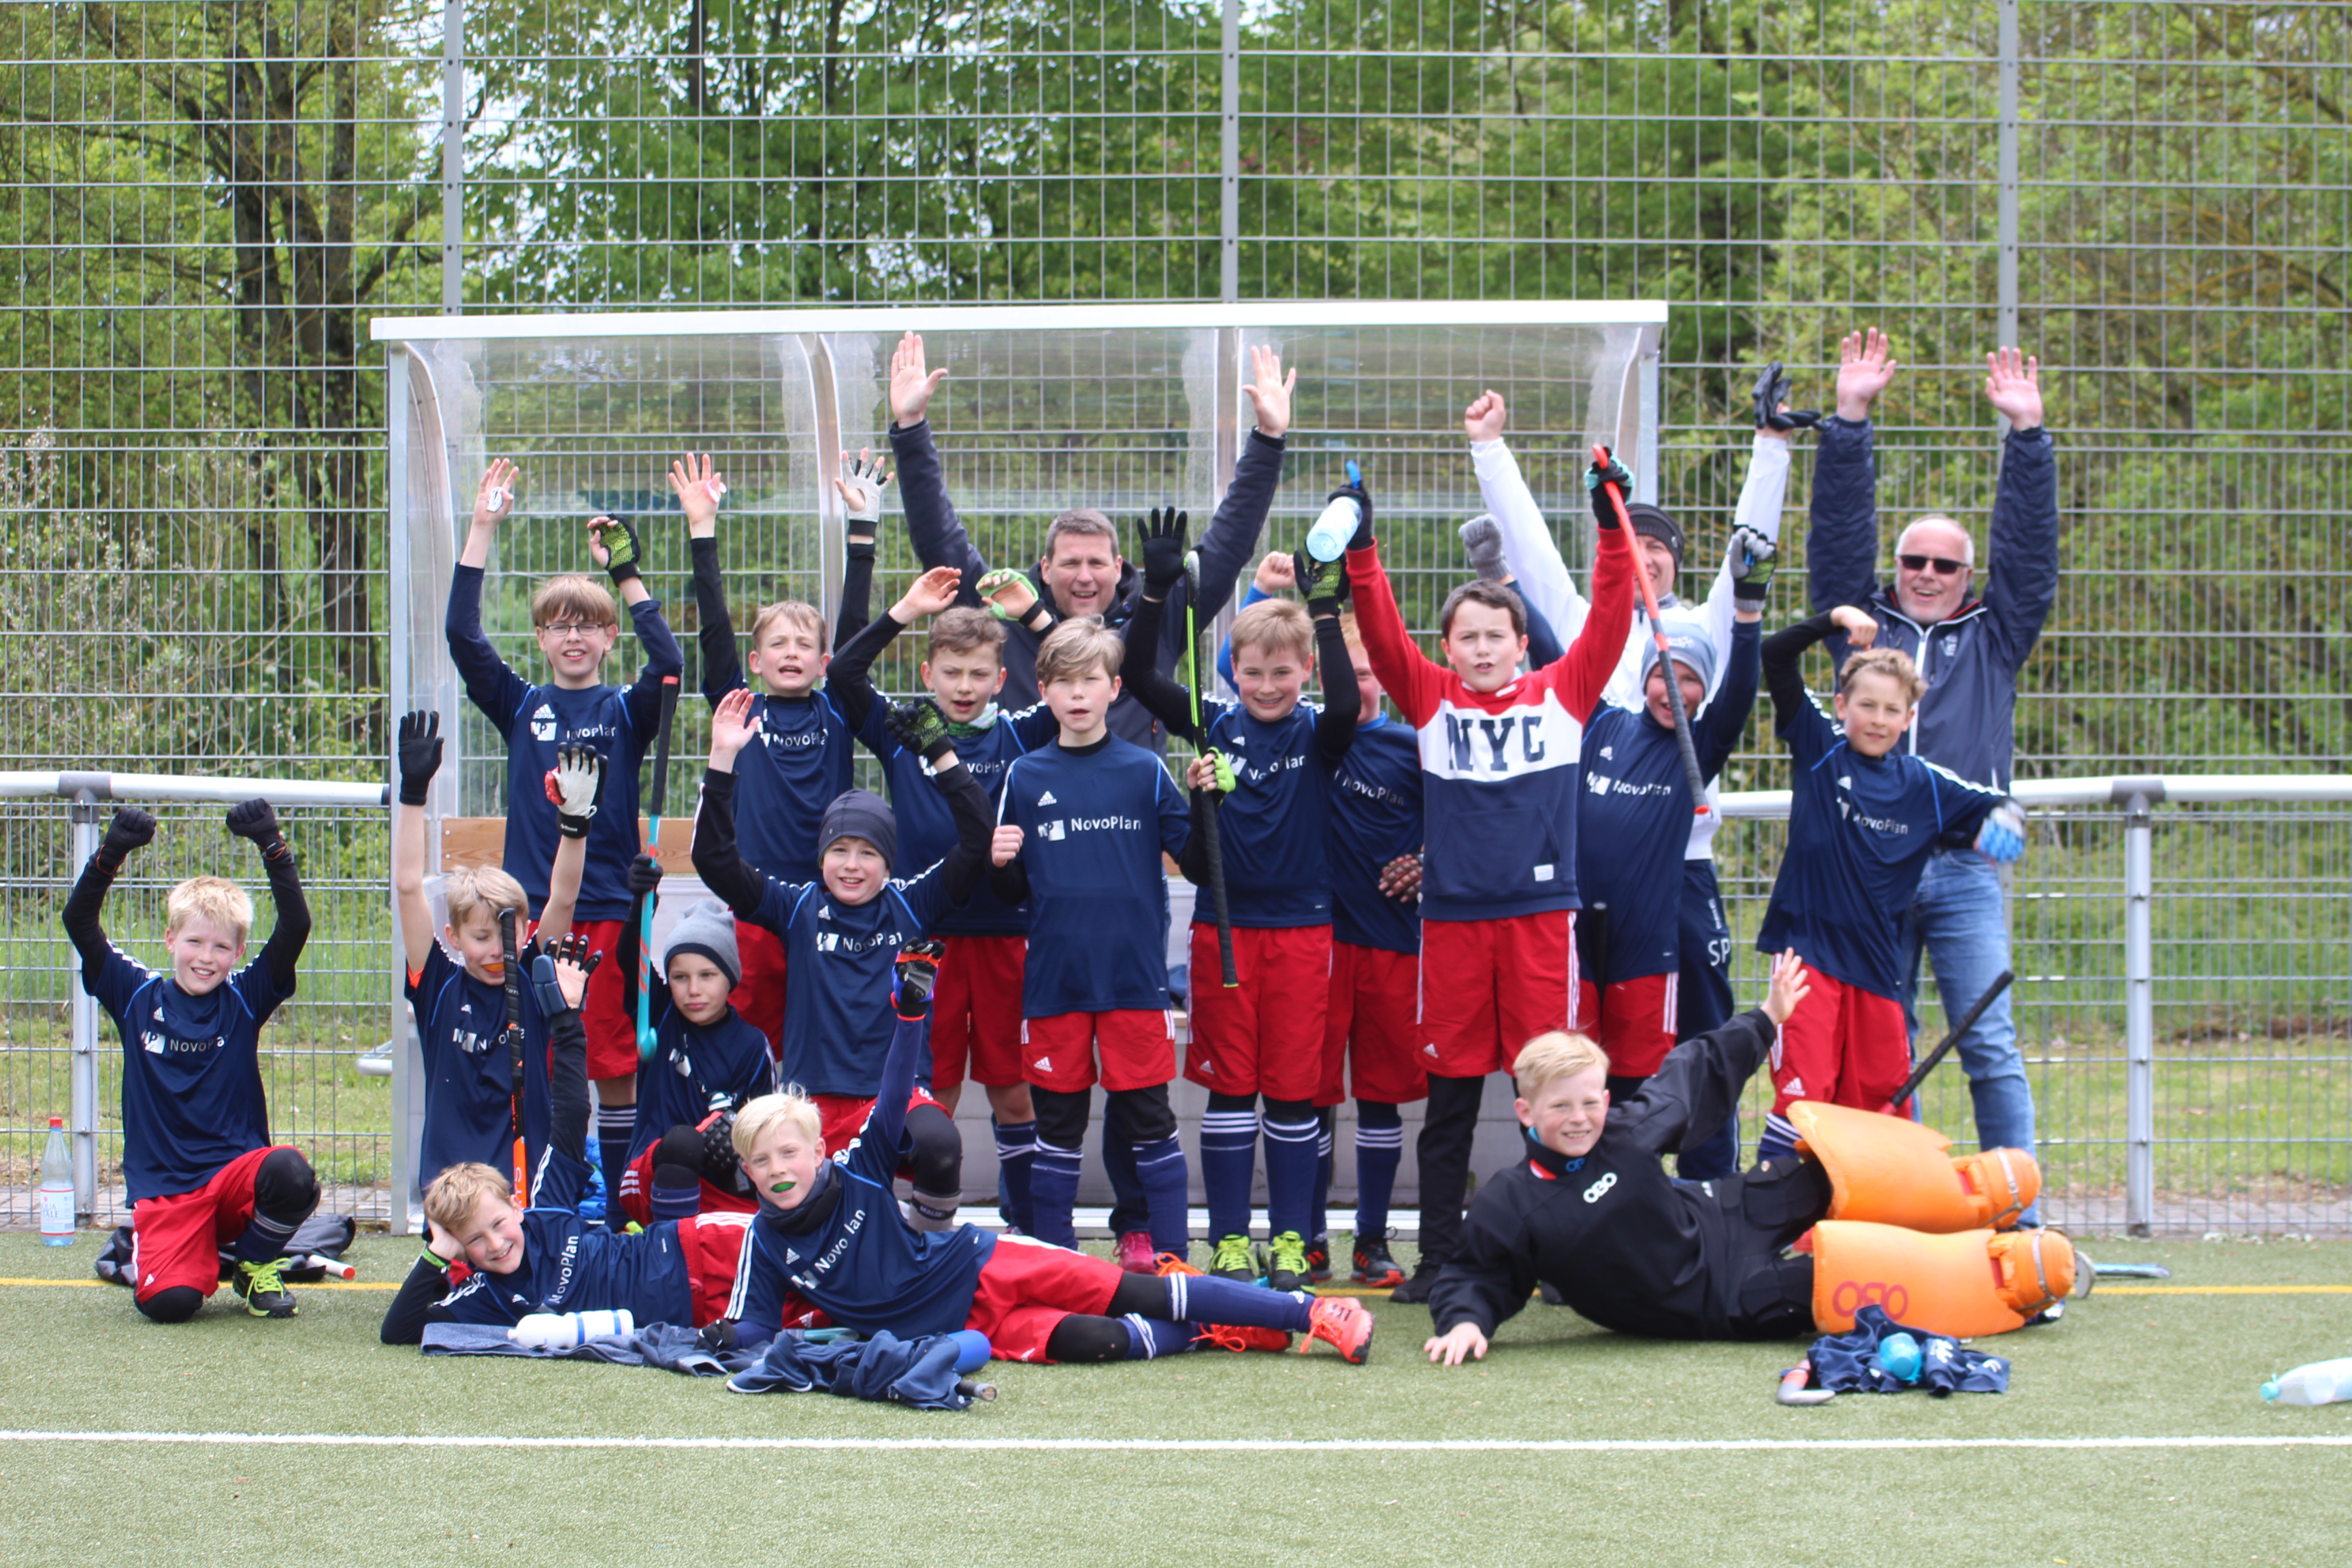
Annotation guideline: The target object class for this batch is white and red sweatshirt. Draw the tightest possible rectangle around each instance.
[1345,524,1634,923]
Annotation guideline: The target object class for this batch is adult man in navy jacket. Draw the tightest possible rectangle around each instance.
[1806,331,2057,1207]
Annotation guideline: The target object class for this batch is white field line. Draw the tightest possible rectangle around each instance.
[1,1430,2347,1455]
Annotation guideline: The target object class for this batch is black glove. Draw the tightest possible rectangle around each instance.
[896,938,945,1015]
[698,1319,740,1354]
[396,710,442,806]
[98,806,157,868]
[1585,447,1632,529]
[1138,506,1190,599]
[698,1108,741,1182]
[1752,362,1823,432]
[626,851,663,898]
[592,516,643,585]
[1292,551,1341,619]
[1729,525,1778,610]
[225,798,282,848]
[883,697,956,766]
[541,932,604,1018]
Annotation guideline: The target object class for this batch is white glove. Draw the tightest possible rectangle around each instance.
[838,451,891,526]
[543,745,606,840]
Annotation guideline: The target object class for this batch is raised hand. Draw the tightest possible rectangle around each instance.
[397,710,443,806]
[587,515,642,585]
[1829,604,1879,649]
[889,330,949,428]
[1138,506,1190,598]
[1835,329,1899,420]
[883,696,956,764]
[834,448,892,538]
[1241,344,1296,440]
[976,567,1043,627]
[894,564,964,623]
[1251,551,1296,595]
[1728,525,1777,610]
[1585,448,1632,531]
[626,851,663,898]
[668,453,727,538]
[709,686,762,768]
[471,458,519,532]
[989,824,1024,867]
[99,805,157,865]
[1463,389,1507,443]
[1292,550,1338,617]
[225,798,282,847]
[1983,346,2044,431]
[1752,363,1821,434]
[895,938,945,1012]
[1763,949,1813,1028]
[542,745,606,839]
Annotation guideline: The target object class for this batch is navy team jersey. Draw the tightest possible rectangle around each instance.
[1196,698,1339,928]
[429,1147,695,1330]
[1756,677,2005,998]
[84,946,289,1204]
[998,737,1190,1017]
[742,869,954,1098]
[405,942,554,1187]
[445,565,683,921]
[1327,714,1425,956]
[719,690,857,885]
[1577,620,1760,985]
[857,700,1058,938]
[724,1011,997,1339]
[627,999,774,1164]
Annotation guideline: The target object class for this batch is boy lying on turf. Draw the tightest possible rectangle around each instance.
[380,941,754,1344]
[708,942,1376,1367]
[1424,951,2074,1362]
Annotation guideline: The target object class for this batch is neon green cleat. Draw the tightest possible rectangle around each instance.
[1208,1233,1257,1281]
[232,1258,298,1319]
[1265,1230,1313,1293]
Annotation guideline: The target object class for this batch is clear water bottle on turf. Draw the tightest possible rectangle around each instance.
[39,1115,75,1245]
[2261,1358,2352,1406]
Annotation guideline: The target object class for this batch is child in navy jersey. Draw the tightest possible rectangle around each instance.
[64,800,318,1323]
[379,944,755,1344]
[393,712,594,1191]
[989,619,1194,1256]
[1346,455,1635,1301]
[1118,514,1358,1290]
[610,880,774,1227]
[829,562,1060,1238]
[1754,607,2024,1159]
[711,945,1375,1367]
[679,453,870,1053]
[691,686,1008,1232]
[446,459,684,1210]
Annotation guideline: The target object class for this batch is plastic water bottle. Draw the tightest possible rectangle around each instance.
[38,1116,74,1245]
[2261,1357,2352,1406]
[1305,495,1361,563]
[1876,1331,1923,1384]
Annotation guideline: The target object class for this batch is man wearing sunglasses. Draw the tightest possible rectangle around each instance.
[1805,329,2058,1219]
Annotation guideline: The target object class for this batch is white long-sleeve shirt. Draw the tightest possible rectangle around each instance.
[1469,429,1794,860]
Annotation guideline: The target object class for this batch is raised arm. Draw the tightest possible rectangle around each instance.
[690,689,781,920]
[884,703,998,909]
[1119,516,1205,745]
[1166,345,1293,636]
[1296,554,1359,757]
[1463,391,1580,636]
[224,800,309,996]
[833,448,893,651]
[63,806,153,979]
[1692,618,1763,781]
[1690,429,1795,682]
[393,711,442,975]
[1761,607,1850,730]
[447,460,532,730]
[884,333,993,603]
[1980,348,2060,671]
[1341,488,1444,728]
[834,565,962,739]
[1554,457,1638,722]
[616,593,685,739]
[1808,330,1899,619]
[1620,953,1807,1158]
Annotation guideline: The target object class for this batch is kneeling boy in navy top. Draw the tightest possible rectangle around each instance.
[380,941,754,1343]
[713,943,1374,1366]
[1120,512,1359,1289]
[65,800,318,1322]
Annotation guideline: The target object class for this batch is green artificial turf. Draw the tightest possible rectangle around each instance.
[0,1232,2346,1567]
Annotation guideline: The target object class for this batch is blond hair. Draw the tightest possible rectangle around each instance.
[1513,1031,1610,1097]
[1229,598,1314,662]
[1838,646,1926,704]
[530,574,619,629]
[749,600,826,648]
[165,876,252,943]
[442,866,528,931]
[1034,617,1123,687]
[423,1162,512,1235]
[928,606,1007,660]
[733,1091,824,1158]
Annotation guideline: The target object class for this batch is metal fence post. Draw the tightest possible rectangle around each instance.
[2123,789,2156,1235]
[441,1,466,314]
[1219,0,1240,303]
[1995,0,2021,357]
[67,791,100,1222]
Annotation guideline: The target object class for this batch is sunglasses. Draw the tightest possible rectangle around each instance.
[1897,553,1969,576]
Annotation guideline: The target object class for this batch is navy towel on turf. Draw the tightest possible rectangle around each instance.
[1808,1304,2010,1395]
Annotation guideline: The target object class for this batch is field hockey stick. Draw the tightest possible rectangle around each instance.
[1183,551,1237,988]
[1589,442,1708,817]
[1884,968,2014,1113]
[499,906,527,1207]
[636,674,681,1062]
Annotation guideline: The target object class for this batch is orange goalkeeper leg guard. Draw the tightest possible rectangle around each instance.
[1810,1220,2076,1339]
[1791,1101,2039,1232]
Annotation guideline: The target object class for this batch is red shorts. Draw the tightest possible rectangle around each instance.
[1184,923,1331,1101]
[1770,965,1910,1117]
[1019,1009,1176,1094]
[568,917,639,1082]
[676,1210,756,1328]
[964,1233,1123,1363]
[930,934,1028,1091]
[730,921,788,1057]
[128,1145,289,1305]
[616,1141,758,1228]
[1573,971,1679,1079]
[1416,911,1584,1079]
[812,1086,944,1159]
[1320,942,1428,1107]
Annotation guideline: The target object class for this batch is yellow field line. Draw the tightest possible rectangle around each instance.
[0,1277,395,1292]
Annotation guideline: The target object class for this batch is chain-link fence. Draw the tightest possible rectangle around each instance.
[0,1,2344,1233]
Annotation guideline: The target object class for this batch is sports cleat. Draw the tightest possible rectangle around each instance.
[1209,1233,1257,1282]
[1303,1295,1375,1364]
[1265,1230,1313,1293]
[1303,1236,1334,1284]
[1114,1230,1158,1273]
[1194,1320,1292,1354]
[232,1258,298,1319]
[1352,1233,1405,1288]
[1388,1263,1439,1305]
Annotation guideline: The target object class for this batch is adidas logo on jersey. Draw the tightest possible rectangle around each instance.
[1422,1043,1440,1059]
[1599,745,1614,760]
[531,702,558,742]
[1032,1056,1052,1073]
[1036,790,1058,806]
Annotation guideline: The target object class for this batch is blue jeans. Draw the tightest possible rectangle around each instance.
[1896,849,2039,1217]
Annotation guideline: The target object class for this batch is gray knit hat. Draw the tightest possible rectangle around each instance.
[818,788,898,873]
[664,901,742,988]
[1644,613,1719,698]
